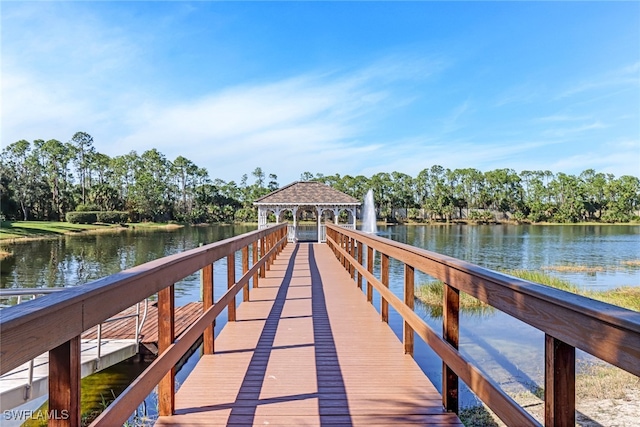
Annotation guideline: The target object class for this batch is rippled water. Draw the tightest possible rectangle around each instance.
[375,224,639,406]
[380,224,640,290]
[2,224,638,414]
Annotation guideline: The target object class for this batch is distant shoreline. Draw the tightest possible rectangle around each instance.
[2,219,638,245]
[0,221,184,244]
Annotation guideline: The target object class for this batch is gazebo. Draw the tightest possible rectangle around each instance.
[254,181,361,243]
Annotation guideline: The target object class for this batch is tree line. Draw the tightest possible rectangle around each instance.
[1,132,639,224]
[308,167,639,223]
[1,132,278,223]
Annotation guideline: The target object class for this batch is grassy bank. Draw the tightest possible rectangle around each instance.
[459,361,640,426]
[0,221,184,242]
[416,270,640,312]
[419,269,640,425]
[418,270,640,425]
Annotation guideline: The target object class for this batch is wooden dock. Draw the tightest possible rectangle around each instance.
[155,243,463,426]
[6,223,637,426]
[0,339,137,412]
[82,301,203,356]
[1,301,203,412]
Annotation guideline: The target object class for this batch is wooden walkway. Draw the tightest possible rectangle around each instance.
[155,242,463,426]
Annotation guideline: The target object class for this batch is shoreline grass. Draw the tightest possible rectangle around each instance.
[459,362,640,426]
[541,265,605,273]
[416,270,639,313]
[0,221,185,243]
[415,282,495,316]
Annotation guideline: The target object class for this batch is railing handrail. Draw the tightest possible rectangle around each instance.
[92,224,288,426]
[0,224,288,376]
[326,224,640,365]
[325,223,640,426]
[0,223,288,425]
[0,288,66,297]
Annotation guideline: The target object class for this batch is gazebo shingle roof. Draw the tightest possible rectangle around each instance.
[254,181,360,205]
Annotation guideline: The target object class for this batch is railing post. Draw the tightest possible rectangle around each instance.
[242,246,250,302]
[332,230,337,256]
[443,283,459,413]
[202,263,214,354]
[342,234,347,267]
[260,237,266,278]
[266,234,272,271]
[381,253,389,323]
[271,231,276,262]
[227,254,236,321]
[366,246,374,303]
[545,334,576,427]
[349,237,355,279]
[252,242,259,288]
[158,285,175,416]
[49,336,80,426]
[404,264,415,355]
[342,236,351,274]
[97,323,102,360]
[357,241,363,289]
[279,227,285,252]
[26,359,34,400]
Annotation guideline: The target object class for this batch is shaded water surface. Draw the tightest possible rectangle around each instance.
[1,224,638,415]
[375,224,639,407]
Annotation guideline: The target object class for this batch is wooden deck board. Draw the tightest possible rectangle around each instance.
[82,301,203,354]
[155,243,463,426]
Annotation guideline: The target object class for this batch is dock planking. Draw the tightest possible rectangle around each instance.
[1,299,203,411]
[155,243,463,426]
[82,301,203,355]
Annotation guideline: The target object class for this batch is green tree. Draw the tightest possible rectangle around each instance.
[70,131,95,205]
[369,172,393,220]
[580,169,610,220]
[267,173,279,191]
[36,139,76,220]
[129,149,172,221]
[172,156,199,220]
[603,175,640,222]
[300,171,315,181]
[484,169,524,217]
[549,173,585,222]
[390,171,415,219]
[1,140,44,220]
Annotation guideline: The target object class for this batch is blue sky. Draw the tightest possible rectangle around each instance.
[2,1,639,184]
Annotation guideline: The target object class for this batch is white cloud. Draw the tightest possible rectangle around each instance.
[541,121,607,138]
[558,62,640,99]
[110,67,424,182]
[2,3,636,184]
[494,82,544,107]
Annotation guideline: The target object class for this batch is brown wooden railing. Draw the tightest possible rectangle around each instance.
[0,224,288,427]
[325,223,640,427]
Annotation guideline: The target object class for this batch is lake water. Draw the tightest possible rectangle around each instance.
[1,224,638,419]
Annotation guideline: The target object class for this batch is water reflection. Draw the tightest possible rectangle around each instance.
[1,225,256,300]
[385,224,640,290]
[372,224,638,408]
[1,224,638,414]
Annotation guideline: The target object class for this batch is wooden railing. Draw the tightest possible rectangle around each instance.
[0,224,288,427]
[325,223,640,427]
